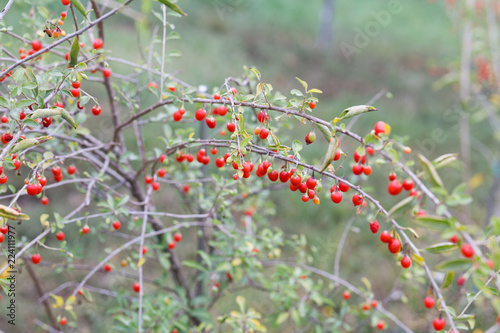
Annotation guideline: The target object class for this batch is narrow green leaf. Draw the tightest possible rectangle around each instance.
[422,242,458,254]
[414,215,451,230]
[155,0,187,16]
[10,136,53,154]
[29,108,62,119]
[442,271,454,288]
[387,196,415,217]
[70,0,87,18]
[435,259,472,272]
[334,105,377,123]
[69,37,80,68]
[418,154,444,188]
[182,260,206,271]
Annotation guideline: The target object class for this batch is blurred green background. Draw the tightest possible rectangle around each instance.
[3,0,498,331]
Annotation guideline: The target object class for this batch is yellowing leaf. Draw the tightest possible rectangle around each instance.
[137,257,145,268]
[469,173,484,191]
[232,258,242,266]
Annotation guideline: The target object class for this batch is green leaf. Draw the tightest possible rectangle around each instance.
[30,108,62,119]
[308,88,323,94]
[418,154,444,188]
[290,89,303,97]
[292,140,303,155]
[155,0,187,16]
[70,0,87,18]
[0,204,30,221]
[0,97,10,108]
[181,260,206,271]
[334,105,377,123]
[58,107,78,129]
[435,259,472,272]
[414,215,452,230]
[295,77,308,91]
[442,271,454,288]
[433,153,458,169]
[16,99,35,109]
[69,37,80,68]
[276,312,289,325]
[250,68,261,81]
[317,124,332,142]
[319,136,339,172]
[22,118,38,127]
[240,136,252,148]
[387,196,415,217]
[22,82,37,90]
[422,242,458,254]
[10,136,53,154]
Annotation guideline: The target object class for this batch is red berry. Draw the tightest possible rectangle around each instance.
[173,233,182,242]
[132,282,140,293]
[352,194,363,206]
[42,117,52,127]
[92,106,102,116]
[369,220,379,234]
[147,82,158,89]
[388,173,396,181]
[61,0,70,5]
[103,68,112,78]
[461,244,474,258]
[72,81,81,89]
[168,86,176,92]
[0,225,7,234]
[27,183,38,196]
[82,226,90,234]
[306,177,317,189]
[142,246,147,255]
[401,256,411,268]
[338,182,349,192]
[366,147,375,155]
[387,180,403,195]
[145,176,153,184]
[214,93,221,100]
[290,175,302,187]
[112,221,121,230]
[371,300,378,308]
[32,40,42,51]
[353,151,361,163]
[402,179,414,191]
[38,176,47,186]
[308,101,316,109]
[374,121,387,135]
[424,296,435,309]
[168,242,176,249]
[31,254,41,264]
[67,165,76,175]
[259,128,269,140]
[227,123,235,132]
[157,169,166,177]
[93,38,103,49]
[301,195,309,202]
[457,276,465,286]
[352,164,363,175]
[363,165,372,175]
[104,264,112,272]
[182,184,190,193]
[268,170,279,182]
[41,197,49,205]
[152,182,160,191]
[19,112,26,120]
[432,317,446,331]
[60,317,67,326]
[279,170,290,183]
[56,231,65,241]
[1,116,7,123]
[376,321,385,331]
[13,159,21,170]
[206,116,216,128]
[333,150,341,161]
[380,231,392,243]
[342,291,351,300]
[362,303,370,311]
[331,191,342,203]
[218,105,227,116]
[257,111,268,123]
[388,239,401,253]
[195,108,206,121]
[449,235,459,243]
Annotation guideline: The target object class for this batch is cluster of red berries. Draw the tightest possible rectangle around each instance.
[0,69,12,82]
[18,40,43,60]
[387,172,415,196]
[342,291,384,330]
[351,149,374,176]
